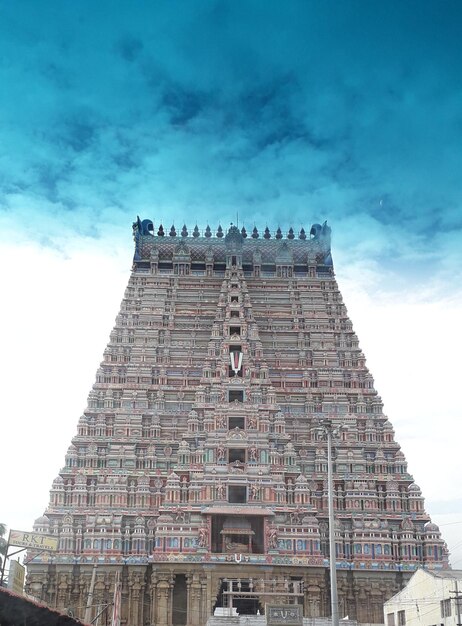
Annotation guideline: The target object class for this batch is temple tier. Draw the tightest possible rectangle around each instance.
[26,220,448,625]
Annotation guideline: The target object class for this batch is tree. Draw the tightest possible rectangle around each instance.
[0,523,7,571]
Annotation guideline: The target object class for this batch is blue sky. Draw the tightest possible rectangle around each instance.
[1,0,461,564]
[1,0,461,273]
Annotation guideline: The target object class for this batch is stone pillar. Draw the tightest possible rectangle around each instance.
[94,572,108,624]
[200,575,208,625]
[343,571,357,621]
[336,572,350,620]
[205,570,213,624]
[156,572,172,626]
[128,567,144,626]
[56,570,70,611]
[353,579,368,623]
[186,573,193,626]
[369,578,390,624]
[187,572,202,626]
[304,575,322,618]
[150,571,158,626]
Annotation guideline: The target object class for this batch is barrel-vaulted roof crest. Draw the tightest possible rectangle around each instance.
[133,218,332,267]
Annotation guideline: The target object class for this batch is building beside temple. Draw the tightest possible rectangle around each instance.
[26,219,448,625]
[384,569,462,626]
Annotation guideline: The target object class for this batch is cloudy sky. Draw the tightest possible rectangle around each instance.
[1,1,461,566]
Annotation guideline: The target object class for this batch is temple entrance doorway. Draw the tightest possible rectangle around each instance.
[234,596,261,615]
[213,577,305,617]
[172,574,187,626]
[213,579,264,616]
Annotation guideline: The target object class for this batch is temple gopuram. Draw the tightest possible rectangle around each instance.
[26,219,448,625]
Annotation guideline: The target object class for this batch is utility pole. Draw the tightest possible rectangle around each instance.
[313,416,340,626]
[450,580,462,626]
[84,563,98,624]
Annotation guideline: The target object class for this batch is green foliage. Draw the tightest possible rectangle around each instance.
[0,523,7,569]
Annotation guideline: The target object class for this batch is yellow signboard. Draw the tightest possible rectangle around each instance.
[9,529,59,551]
[7,560,25,595]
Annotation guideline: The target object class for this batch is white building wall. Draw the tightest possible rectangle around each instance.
[383,569,462,626]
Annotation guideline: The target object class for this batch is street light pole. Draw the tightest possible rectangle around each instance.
[326,425,339,626]
[314,417,339,626]
[84,562,97,624]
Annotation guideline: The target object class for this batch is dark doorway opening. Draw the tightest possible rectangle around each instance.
[228,485,246,503]
[235,597,260,615]
[210,515,264,554]
[229,416,245,429]
[229,448,246,463]
[213,579,264,616]
[229,390,244,403]
[172,574,187,626]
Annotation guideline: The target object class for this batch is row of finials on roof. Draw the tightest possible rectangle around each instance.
[153,224,312,239]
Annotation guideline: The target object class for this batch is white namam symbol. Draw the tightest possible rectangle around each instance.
[230,350,243,375]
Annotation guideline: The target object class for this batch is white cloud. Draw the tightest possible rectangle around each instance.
[0,238,130,531]
[338,269,462,565]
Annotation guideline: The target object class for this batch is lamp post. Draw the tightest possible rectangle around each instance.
[84,562,97,623]
[314,417,340,626]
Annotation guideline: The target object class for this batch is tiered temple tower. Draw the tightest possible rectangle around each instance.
[27,219,448,625]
